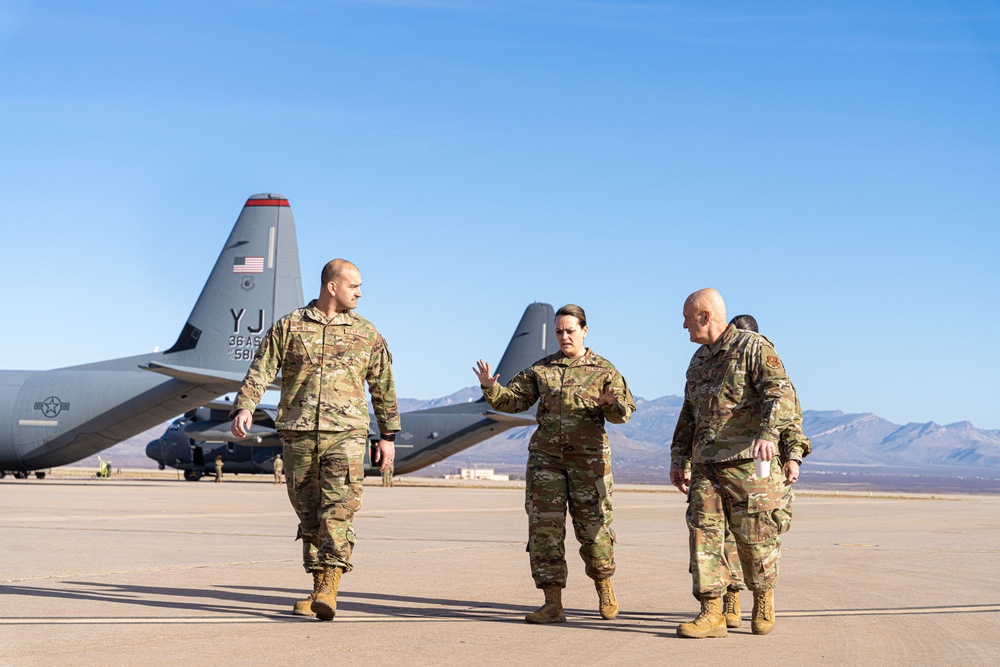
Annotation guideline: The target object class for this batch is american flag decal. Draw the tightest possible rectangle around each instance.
[233,256,264,274]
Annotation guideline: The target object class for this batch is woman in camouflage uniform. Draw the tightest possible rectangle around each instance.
[474,304,635,624]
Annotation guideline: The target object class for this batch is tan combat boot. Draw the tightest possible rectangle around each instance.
[524,585,566,624]
[311,566,343,621]
[751,588,775,635]
[292,570,323,616]
[676,596,727,639]
[595,579,619,620]
[723,588,741,628]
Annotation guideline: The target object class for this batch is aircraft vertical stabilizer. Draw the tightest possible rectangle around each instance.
[163,193,304,373]
[493,302,557,384]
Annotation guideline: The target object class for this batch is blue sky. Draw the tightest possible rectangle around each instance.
[2,1,999,429]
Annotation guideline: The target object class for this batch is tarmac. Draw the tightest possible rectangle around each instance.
[2,474,999,666]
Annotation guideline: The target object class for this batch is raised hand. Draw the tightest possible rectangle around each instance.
[473,359,500,388]
[596,374,616,406]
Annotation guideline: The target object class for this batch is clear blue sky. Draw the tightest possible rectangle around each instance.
[2,1,998,429]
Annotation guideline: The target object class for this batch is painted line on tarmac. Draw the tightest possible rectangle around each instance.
[789,605,1000,617]
[5,605,999,625]
[1,614,506,625]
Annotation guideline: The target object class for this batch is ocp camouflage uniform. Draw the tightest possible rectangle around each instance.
[671,324,796,599]
[232,300,400,574]
[724,394,811,589]
[482,349,635,588]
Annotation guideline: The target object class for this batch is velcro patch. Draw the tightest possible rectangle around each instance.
[766,355,781,369]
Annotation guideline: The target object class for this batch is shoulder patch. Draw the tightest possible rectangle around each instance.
[766,355,781,369]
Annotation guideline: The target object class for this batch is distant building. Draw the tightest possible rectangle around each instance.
[444,467,510,482]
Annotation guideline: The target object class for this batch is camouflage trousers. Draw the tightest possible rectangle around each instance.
[725,459,794,590]
[686,459,783,599]
[525,444,616,589]
[280,430,367,573]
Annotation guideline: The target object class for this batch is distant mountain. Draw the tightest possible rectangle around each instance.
[424,390,1000,481]
[72,389,1000,484]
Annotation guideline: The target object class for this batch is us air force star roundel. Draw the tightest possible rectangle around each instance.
[35,396,69,418]
[766,355,781,370]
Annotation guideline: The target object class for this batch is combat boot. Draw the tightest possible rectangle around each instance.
[595,579,618,620]
[676,596,727,639]
[292,570,323,616]
[751,588,775,635]
[311,566,343,621]
[723,588,741,628]
[524,586,566,624]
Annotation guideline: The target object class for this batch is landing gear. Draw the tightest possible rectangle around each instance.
[183,469,204,482]
[35,471,46,479]
[13,471,27,479]
[0,470,5,479]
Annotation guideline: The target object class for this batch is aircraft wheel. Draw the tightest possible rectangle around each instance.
[35,471,46,480]
[183,469,203,482]
[14,471,26,479]
[0,470,5,479]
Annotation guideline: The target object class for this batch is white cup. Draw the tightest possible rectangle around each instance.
[754,456,770,479]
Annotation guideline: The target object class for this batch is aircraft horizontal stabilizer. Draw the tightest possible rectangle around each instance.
[183,420,276,444]
[484,410,537,426]
[139,362,248,387]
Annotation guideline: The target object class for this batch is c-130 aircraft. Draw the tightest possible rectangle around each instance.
[146,302,557,480]
[0,194,304,479]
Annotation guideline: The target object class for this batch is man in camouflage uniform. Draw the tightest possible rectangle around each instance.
[719,315,811,629]
[214,454,224,483]
[475,304,635,624]
[231,259,399,621]
[670,289,798,638]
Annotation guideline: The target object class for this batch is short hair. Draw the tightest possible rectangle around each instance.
[555,304,587,328]
[321,259,357,285]
[729,314,758,333]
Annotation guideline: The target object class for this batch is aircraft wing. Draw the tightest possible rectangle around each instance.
[139,361,246,385]
[484,410,537,426]
[139,362,280,389]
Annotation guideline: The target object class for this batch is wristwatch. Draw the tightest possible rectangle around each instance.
[381,433,396,442]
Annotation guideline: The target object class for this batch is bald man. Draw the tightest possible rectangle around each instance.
[231,259,400,621]
[670,289,797,638]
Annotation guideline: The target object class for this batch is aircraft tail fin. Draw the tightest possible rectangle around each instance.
[493,302,557,385]
[163,193,304,374]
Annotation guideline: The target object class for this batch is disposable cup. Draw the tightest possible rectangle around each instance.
[754,456,770,479]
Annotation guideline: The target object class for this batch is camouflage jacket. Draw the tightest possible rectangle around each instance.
[671,324,796,468]
[780,394,811,464]
[482,349,635,450]
[232,300,400,434]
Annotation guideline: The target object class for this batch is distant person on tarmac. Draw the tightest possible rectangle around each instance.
[231,259,399,622]
[273,454,284,485]
[719,314,811,630]
[214,455,224,483]
[381,462,394,487]
[474,304,635,624]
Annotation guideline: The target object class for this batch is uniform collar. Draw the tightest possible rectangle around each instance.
[303,300,355,326]
[552,348,594,366]
[697,323,738,359]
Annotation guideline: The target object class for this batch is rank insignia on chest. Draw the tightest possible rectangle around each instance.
[766,355,781,369]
